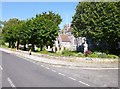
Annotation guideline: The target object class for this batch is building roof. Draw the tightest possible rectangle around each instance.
[59,34,70,42]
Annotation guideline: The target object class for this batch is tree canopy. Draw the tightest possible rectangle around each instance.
[2,18,21,48]
[2,11,62,51]
[72,2,120,54]
[24,11,62,51]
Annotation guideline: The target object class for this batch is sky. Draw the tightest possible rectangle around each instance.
[2,2,78,29]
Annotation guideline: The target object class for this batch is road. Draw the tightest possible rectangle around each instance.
[0,51,119,88]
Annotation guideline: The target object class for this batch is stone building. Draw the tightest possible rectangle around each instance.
[55,24,86,52]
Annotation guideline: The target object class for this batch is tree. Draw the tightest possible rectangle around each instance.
[2,11,62,52]
[15,20,27,50]
[19,20,29,50]
[27,11,62,51]
[0,20,3,45]
[2,18,21,48]
[35,17,59,51]
[0,20,3,28]
[72,2,120,54]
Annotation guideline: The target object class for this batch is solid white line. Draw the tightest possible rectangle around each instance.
[46,67,50,70]
[79,80,90,86]
[68,77,76,81]
[51,69,56,72]
[81,68,119,70]
[58,73,66,76]
[7,77,16,88]
[0,66,3,70]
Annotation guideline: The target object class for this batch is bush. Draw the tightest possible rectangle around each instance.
[75,52,84,57]
[85,51,119,58]
[62,49,73,56]
[84,50,92,57]
[98,53,107,58]
[88,53,99,58]
[38,50,50,54]
[107,54,119,59]
[88,52,102,58]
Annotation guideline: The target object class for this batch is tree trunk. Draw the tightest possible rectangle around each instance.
[76,38,79,52]
[32,43,35,52]
[8,41,11,48]
[23,44,26,51]
[12,41,15,48]
[40,46,43,51]
[16,40,20,50]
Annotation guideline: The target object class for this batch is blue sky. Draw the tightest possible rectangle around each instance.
[2,2,78,29]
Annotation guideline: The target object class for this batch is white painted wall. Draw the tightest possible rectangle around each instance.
[60,42,71,49]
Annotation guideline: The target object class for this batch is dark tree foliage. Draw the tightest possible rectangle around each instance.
[72,2,120,55]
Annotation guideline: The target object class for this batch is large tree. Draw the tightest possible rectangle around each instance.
[25,11,62,51]
[2,12,62,51]
[35,12,62,51]
[0,20,3,45]
[2,18,20,48]
[19,20,30,50]
[72,2,120,54]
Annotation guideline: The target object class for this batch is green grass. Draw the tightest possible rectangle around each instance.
[25,49,120,59]
[1,44,8,48]
[38,50,50,54]
[1,44,17,51]
[88,52,119,59]
[1,44,119,59]
[107,54,119,59]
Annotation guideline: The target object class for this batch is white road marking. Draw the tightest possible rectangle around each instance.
[58,73,66,76]
[41,65,44,67]
[79,80,90,86]
[0,65,3,70]
[68,77,76,81]
[7,77,16,88]
[33,61,36,63]
[81,68,119,70]
[46,67,50,70]
[51,69,56,72]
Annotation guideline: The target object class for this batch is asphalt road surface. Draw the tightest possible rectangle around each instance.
[0,51,119,88]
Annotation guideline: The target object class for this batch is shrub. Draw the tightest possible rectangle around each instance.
[88,52,102,58]
[95,52,102,55]
[107,54,119,59]
[88,53,99,58]
[85,51,119,58]
[98,53,107,58]
[84,50,92,57]
[39,50,50,54]
[62,49,73,56]
[75,52,84,57]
